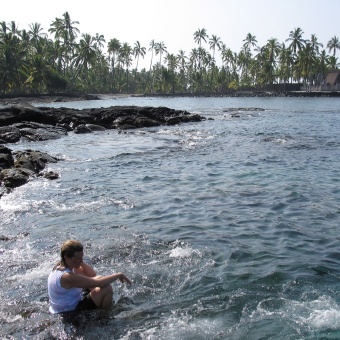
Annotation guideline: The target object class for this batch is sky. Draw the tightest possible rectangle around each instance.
[2,0,340,69]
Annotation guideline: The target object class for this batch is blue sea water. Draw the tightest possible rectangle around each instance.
[0,96,340,339]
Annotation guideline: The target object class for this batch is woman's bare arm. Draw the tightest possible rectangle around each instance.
[61,271,132,289]
[74,262,97,277]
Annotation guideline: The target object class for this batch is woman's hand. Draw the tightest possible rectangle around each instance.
[117,272,132,285]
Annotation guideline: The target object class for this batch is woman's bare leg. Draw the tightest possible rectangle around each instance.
[90,285,113,308]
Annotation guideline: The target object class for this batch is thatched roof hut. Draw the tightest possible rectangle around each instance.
[325,69,340,86]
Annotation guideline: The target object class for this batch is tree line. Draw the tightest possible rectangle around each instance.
[1,12,339,96]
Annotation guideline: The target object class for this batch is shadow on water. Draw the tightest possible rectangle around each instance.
[7,297,138,339]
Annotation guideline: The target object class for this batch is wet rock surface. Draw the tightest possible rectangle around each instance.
[0,147,59,198]
[0,104,205,143]
[0,103,205,197]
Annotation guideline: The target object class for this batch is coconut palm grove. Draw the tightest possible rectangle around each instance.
[0,12,339,96]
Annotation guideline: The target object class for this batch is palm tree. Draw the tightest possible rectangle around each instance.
[327,56,339,69]
[8,21,21,38]
[177,49,187,92]
[148,39,157,93]
[244,33,258,50]
[256,38,281,86]
[25,53,52,93]
[155,41,167,66]
[315,49,330,84]
[309,34,323,55]
[153,42,167,93]
[295,42,317,86]
[107,38,121,91]
[148,39,156,71]
[3,13,340,96]
[119,42,132,92]
[116,52,125,92]
[28,23,47,44]
[49,12,80,46]
[133,41,146,71]
[209,35,221,60]
[164,53,178,93]
[20,29,31,51]
[286,27,306,55]
[177,50,187,69]
[73,33,97,87]
[0,25,27,93]
[193,28,209,92]
[50,39,64,73]
[238,47,248,84]
[48,12,80,73]
[327,36,340,57]
[267,38,281,61]
[0,21,9,37]
[194,28,208,69]
[28,23,47,55]
[194,28,208,48]
[94,33,105,51]
[277,43,294,84]
[240,34,257,85]
[221,47,234,71]
[61,11,80,43]
[243,33,258,52]
[189,48,199,71]
[208,35,221,85]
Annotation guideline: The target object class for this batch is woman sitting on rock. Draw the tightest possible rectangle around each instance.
[48,239,131,314]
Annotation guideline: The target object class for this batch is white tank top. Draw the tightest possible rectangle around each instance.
[48,267,82,314]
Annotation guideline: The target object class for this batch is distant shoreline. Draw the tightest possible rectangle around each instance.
[143,91,340,98]
[0,93,132,106]
[0,91,339,106]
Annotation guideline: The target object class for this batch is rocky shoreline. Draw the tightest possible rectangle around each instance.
[0,103,204,143]
[144,91,340,98]
[0,93,102,106]
[0,101,205,197]
[0,146,59,198]
[1,89,338,197]
[1,90,339,108]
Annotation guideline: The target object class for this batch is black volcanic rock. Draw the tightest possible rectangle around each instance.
[0,105,205,143]
[74,124,92,134]
[0,126,21,143]
[0,145,14,170]
[13,122,68,141]
[0,146,59,197]
[0,104,205,197]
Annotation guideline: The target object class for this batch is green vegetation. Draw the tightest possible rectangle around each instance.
[0,12,339,95]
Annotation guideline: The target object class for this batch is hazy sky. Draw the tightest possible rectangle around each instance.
[2,0,340,68]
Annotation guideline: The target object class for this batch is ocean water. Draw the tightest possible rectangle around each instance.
[0,96,340,339]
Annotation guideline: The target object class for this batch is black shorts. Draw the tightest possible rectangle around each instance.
[76,290,97,311]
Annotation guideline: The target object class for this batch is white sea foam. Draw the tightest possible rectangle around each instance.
[4,241,53,283]
[8,261,52,283]
[0,179,60,214]
[306,308,340,329]
[0,312,22,323]
[52,197,134,212]
[299,296,340,329]
[169,247,194,258]
[156,127,214,149]
[120,313,224,339]
[249,295,340,331]
[169,246,201,259]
